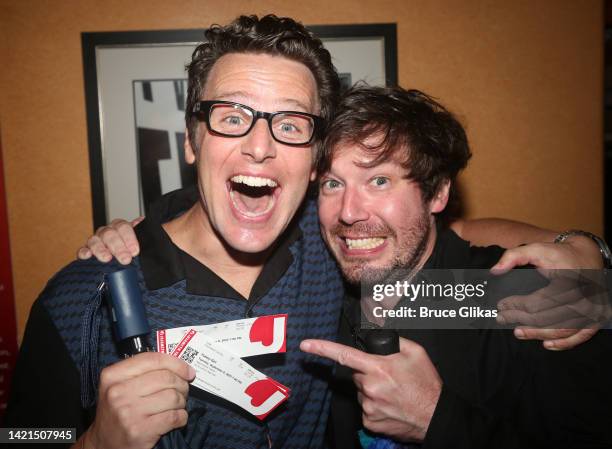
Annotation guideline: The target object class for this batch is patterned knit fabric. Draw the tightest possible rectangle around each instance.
[40,197,343,449]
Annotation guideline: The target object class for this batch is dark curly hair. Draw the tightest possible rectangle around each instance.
[318,84,472,202]
[185,14,340,152]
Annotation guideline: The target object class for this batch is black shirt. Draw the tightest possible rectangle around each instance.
[328,229,612,449]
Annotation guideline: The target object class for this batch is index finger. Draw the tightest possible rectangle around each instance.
[102,352,195,386]
[300,339,375,373]
[498,283,580,314]
[491,246,539,274]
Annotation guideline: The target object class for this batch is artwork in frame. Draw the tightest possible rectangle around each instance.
[82,24,398,229]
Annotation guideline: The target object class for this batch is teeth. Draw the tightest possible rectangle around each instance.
[345,237,385,250]
[230,175,278,188]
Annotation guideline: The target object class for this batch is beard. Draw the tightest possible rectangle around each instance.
[329,212,432,285]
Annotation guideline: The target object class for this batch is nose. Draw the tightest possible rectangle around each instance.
[339,186,369,225]
[240,118,276,162]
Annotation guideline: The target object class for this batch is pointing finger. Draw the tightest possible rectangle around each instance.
[300,339,374,373]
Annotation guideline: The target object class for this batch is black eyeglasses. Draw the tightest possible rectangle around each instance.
[192,100,324,146]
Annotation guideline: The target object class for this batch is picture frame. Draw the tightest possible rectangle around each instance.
[82,24,398,229]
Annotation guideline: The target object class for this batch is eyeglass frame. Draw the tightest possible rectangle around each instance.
[191,100,325,146]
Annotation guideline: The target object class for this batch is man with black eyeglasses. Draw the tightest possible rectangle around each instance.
[6,15,344,449]
[192,100,325,147]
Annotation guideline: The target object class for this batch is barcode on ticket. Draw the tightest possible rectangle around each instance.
[180,346,199,364]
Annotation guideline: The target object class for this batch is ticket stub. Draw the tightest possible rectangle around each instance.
[156,314,287,358]
[172,329,290,420]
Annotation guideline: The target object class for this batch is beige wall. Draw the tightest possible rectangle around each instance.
[0,0,603,338]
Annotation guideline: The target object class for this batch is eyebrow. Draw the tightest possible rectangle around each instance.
[320,166,349,182]
[212,91,313,112]
[322,158,402,180]
[279,98,312,112]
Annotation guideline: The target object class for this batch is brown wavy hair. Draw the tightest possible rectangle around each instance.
[185,14,340,153]
[318,84,472,202]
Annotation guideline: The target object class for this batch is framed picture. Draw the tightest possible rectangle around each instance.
[82,24,398,229]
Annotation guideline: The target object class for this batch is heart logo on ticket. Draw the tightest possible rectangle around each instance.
[245,379,290,419]
[249,315,287,353]
[245,379,281,407]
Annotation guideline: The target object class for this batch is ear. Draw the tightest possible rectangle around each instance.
[310,167,317,182]
[184,128,196,165]
[429,180,450,214]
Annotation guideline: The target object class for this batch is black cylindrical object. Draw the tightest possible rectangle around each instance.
[106,267,151,357]
[363,329,400,355]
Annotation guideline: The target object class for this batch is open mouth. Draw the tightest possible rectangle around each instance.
[228,175,280,218]
[344,237,386,250]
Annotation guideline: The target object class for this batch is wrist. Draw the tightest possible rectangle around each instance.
[556,231,609,269]
[410,380,442,442]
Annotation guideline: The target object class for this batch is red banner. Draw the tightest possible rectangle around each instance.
[0,131,17,420]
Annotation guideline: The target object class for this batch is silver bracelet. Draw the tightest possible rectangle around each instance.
[554,230,612,269]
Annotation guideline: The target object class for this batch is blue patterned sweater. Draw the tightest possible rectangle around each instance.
[8,190,343,449]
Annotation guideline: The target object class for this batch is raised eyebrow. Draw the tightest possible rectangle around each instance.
[278,99,312,112]
[211,92,312,113]
[211,91,250,103]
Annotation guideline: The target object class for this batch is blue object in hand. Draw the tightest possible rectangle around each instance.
[106,267,151,357]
